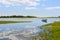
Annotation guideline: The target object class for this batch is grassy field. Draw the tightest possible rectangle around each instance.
[41,22,60,40]
[32,22,60,40]
[0,21,31,24]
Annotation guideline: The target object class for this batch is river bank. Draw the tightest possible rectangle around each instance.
[33,21,60,40]
[0,21,31,24]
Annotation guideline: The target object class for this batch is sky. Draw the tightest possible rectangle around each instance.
[0,0,60,17]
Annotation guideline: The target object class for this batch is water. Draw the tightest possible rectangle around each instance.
[0,38,11,40]
[0,18,60,40]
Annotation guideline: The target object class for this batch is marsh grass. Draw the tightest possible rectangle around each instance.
[0,21,31,24]
[32,22,60,40]
[40,22,60,40]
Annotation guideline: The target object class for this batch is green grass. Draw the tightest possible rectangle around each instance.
[0,21,31,24]
[32,22,60,40]
[41,22,60,40]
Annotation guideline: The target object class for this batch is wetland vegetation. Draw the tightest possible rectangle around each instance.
[0,15,37,18]
[33,21,60,40]
[0,21,31,24]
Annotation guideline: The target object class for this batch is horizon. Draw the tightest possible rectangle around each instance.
[0,0,60,16]
[0,14,59,17]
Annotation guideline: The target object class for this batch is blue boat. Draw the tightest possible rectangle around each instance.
[42,19,47,23]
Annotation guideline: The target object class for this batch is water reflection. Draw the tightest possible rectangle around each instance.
[0,18,60,40]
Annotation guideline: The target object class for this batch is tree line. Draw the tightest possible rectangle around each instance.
[0,15,37,18]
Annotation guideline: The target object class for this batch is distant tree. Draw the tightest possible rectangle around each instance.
[58,16,60,18]
[0,15,37,18]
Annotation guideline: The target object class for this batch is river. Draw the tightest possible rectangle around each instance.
[0,18,60,40]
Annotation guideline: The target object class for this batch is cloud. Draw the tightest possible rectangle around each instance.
[45,6,60,10]
[0,0,40,9]
[25,7,37,10]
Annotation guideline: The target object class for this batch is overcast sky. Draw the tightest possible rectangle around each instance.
[0,0,60,16]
